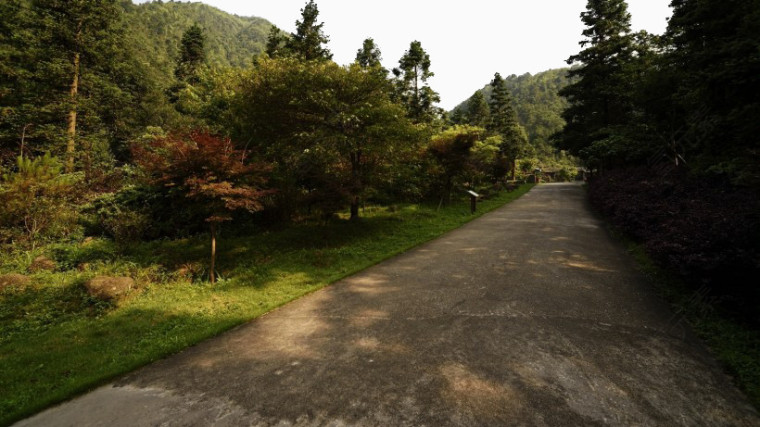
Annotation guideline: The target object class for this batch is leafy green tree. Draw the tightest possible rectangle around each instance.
[427,126,481,206]
[285,0,332,61]
[132,131,270,283]
[174,23,206,82]
[465,90,490,128]
[489,73,527,180]
[469,134,504,186]
[556,0,636,170]
[355,38,383,69]
[392,40,441,123]
[233,57,419,220]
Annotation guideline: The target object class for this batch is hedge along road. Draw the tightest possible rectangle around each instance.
[16,183,759,426]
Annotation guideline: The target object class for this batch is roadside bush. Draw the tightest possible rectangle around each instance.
[0,155,81,248]
[588,167,760,323]
[556,166,577,182]
[88,185,206,241]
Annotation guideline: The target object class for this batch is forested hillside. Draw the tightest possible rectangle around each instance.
[451,69,570,147]
[125,1,271,86]
[0,0,271,166]
[451,69,576,173]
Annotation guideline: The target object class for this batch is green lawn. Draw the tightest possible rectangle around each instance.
[0,184,533,426]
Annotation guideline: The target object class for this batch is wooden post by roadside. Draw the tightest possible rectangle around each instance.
[467,190,479,214]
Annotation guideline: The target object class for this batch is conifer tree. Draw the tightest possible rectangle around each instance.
[285,0,332,61]
[466,90,490,129]
[265,25,289,58]
[392,40,440,123]
[355,38,383,68]
[665,0,760,183]
[489,73,526,180]
[556,0,635,168]
[0,0,34,164]
[175,23,206,82]
[27,0,126,172]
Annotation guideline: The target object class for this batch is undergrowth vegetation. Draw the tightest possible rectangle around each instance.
[588,167,760,323]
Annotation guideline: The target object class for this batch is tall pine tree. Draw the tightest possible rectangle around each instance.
[285,0,332,61]
[489,73,526,180]
[355,38,383,69]
[265,25,289,58]
[0,0,35,164]
[465,90,490,129]
[16,0,131,172]
[392,40,440,123]
[556,0,635,170]
[175,23,206,82]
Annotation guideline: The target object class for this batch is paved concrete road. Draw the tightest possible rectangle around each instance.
[17,183,759,426]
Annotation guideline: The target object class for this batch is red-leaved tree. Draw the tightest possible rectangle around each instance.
[132,130,271,283]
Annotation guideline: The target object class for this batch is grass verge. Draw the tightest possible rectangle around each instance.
[0,184,533,425]
[613,230,760,410]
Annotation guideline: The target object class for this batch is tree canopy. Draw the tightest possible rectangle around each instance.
[285,0,332,61]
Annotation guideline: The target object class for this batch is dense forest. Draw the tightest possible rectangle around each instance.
[0,0,553,276]
[0,0,271,167]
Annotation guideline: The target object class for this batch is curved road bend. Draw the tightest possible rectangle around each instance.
[17,183,759,426]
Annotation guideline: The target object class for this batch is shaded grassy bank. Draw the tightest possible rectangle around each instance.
[584,169,760,410]
[623,240,760,410]
[0,184,533,426]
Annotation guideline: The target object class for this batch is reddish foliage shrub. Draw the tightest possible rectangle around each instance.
[588,167,760,323]
[131,130,271,223]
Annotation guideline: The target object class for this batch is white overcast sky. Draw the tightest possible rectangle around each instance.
[134,0,672,110]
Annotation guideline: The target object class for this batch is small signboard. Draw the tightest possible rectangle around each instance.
[467,190,479,198]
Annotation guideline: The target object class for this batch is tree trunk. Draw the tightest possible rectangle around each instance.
[66,25,82,173]
[444,177,453,207]
[20,123,31,157]
[210,223,216,284]
[511,159,517,181]
[349,150,362,220]
[350,196,359,220]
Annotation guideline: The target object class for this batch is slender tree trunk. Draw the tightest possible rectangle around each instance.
[444,177,452,207]
[349,150,361,220]
[414,65,419,103]
[20,123,31,157]
[66,24,82,173]
[350,197,359,220]
[210,223,216,284]
[511,159,517,181]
